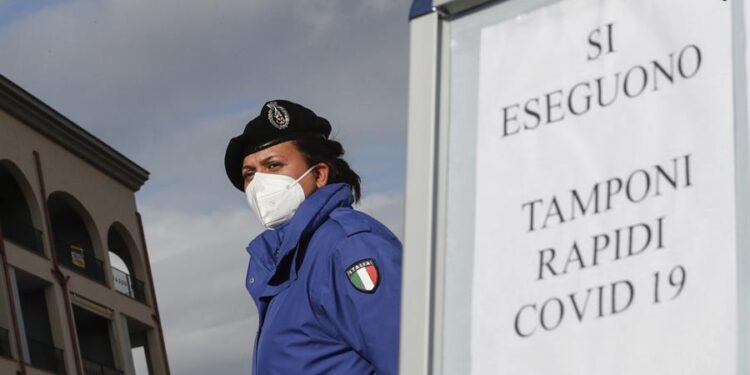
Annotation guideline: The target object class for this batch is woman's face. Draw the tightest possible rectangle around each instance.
[241,140,328,196]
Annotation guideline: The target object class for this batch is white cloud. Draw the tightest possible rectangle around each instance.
[167,314,256,374]
[364,0,404,13]
[356,191,405,240]
[0,0,409,139]
[0,0,410,204]
[292,0,340,33]
[141,206,259,263]
[291,0,403,33]
[142,204,261,374]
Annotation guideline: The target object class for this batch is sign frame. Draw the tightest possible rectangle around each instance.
[401,0,750,373]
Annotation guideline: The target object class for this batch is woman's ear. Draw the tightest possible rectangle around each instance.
[314,162,329,188]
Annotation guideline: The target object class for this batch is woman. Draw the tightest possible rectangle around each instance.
[224,100,402,374]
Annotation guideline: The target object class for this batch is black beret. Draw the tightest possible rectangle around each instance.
[224,99,332,191]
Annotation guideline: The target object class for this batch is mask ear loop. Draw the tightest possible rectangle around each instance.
[285,165,317,189]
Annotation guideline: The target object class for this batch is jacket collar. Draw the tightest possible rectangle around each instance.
[247,183,353,268]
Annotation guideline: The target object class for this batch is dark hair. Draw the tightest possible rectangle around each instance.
[294,135,362,202]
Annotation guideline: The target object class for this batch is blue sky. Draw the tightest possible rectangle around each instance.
[0,1,410,373]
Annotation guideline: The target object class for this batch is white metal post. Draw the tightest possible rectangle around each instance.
[401,10,441,375]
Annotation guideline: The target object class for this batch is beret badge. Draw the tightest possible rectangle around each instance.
[266,101,290,130]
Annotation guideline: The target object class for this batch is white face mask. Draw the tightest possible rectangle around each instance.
[245,166,316,229]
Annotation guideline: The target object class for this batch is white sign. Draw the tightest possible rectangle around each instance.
[472,0,735,373]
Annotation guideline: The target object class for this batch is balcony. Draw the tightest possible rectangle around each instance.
[0,217,44,256]
[111,267,147,304]
[27,337,65,374]
[55,242,106,284]
[83,358,123,375]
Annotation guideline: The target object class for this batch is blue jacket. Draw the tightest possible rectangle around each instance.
[245,183,402,374]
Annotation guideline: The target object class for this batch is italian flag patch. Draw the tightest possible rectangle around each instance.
[346,259,379,293]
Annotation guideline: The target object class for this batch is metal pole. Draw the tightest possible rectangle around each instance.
[33,151,84,375]
[0,224,27,375]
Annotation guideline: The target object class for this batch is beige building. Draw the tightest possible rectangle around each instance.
[0,75,170,375]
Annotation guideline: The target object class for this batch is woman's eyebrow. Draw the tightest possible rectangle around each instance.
[243,154,283,171]
[259,155,283,165]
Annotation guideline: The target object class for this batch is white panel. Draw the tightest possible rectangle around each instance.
[441,0,740,373]
[400,12,441,375]
[737,0,750,373]
[442,1,562,373]
[473,0,734,373]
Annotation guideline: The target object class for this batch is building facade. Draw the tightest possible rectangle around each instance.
[0,75,170,375]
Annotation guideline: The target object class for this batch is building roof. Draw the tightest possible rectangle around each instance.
[0,74,149,191]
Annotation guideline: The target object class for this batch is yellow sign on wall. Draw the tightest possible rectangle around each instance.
[70,245,86,268]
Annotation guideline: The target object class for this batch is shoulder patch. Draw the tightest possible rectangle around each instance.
[346,259,379,293]
[330,209,371,236]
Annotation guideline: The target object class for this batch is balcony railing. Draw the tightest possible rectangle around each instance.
[27,336,65,374]
[56,242,106,284]
[83,358,123,375]
[111,266,147,304]
[132,277,146,304]
[0,327,11,359]
[0,217,45,256]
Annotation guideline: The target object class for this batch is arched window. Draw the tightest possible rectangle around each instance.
[48,192,105,284]
[0,160,44,255]
[108,224,147,304]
